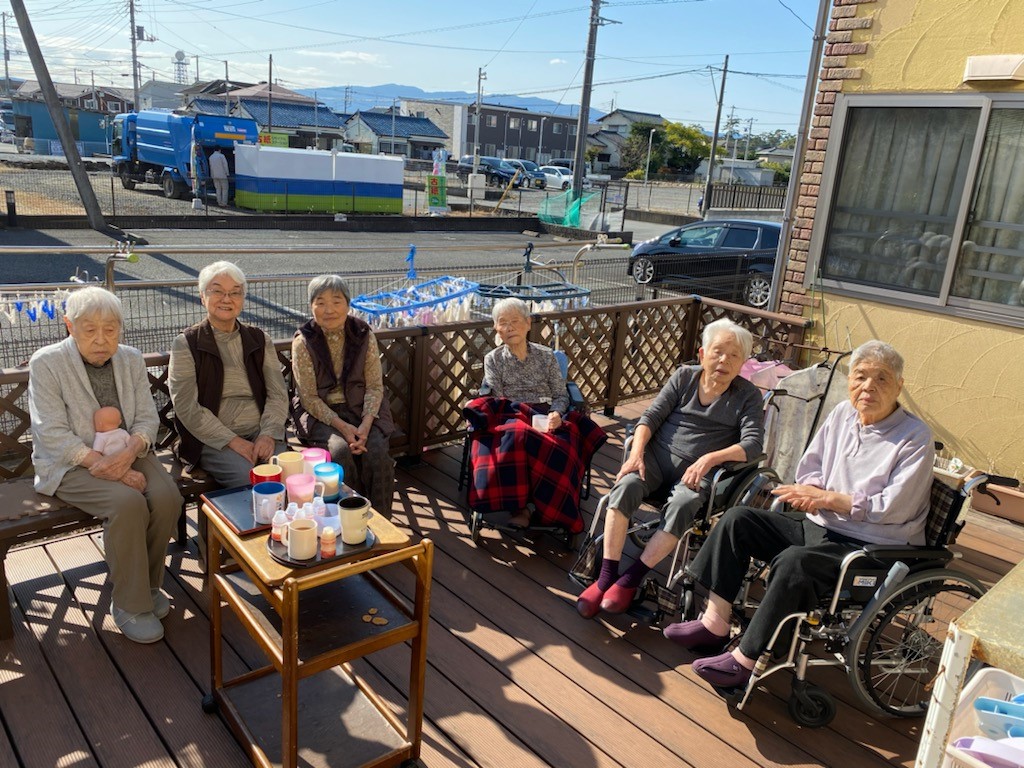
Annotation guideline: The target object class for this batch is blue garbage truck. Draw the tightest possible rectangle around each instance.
[111,109,259,199]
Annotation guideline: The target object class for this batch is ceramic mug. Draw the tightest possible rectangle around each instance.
[313,462,344,500]
[282,518,318,560]
[271,451,305,479]
[301,447,330,475]
[252,481,286,524]
[285,473,325,506]
[338,495,372,546]
[250,463,282,486]
[531,413,548,432]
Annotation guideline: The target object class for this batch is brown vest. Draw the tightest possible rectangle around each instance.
[291,316,394,442]
[175,318,269,470]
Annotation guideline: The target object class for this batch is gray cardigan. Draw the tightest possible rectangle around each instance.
[29,336,158,495]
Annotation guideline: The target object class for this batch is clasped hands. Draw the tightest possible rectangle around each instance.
[336,419,371,455]
[88,445,147,492]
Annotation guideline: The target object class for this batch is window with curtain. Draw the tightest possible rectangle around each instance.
[813,97,1024,324]
[820,107,978,297]
[953,109,1024,308]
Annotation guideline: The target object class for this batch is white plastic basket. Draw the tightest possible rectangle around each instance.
[944,667,1024,768]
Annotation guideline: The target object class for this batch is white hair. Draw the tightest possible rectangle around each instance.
[701,318,753,360]
[198,260,247,295]
[851,340,905,379]
[491,297,531,324]
[65,286,123,324]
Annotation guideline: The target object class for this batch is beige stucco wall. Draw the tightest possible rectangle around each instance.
[787,0,1024,481]
[845,0,1024,94]
[806,299,1024,481]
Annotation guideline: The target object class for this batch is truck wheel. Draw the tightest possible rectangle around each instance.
[118,165,135,190]
[161,174,182,199]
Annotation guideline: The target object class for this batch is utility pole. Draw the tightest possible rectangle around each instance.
[726,106,737,160]
[193,54,199,83]
[744,117,755,159]
[128,0,140,111]
[473,67,485,174]
[2,12,11,96]
[313,90,319,148]
[343,85,351,114]
[267,54,273,132]
[572,0,612,199]
[390,97,397,155]
[223,60,229,115]
[8,0,107,232]
[701,55,728,218]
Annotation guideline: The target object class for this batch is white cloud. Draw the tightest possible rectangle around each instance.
[295,50,383,65]
[549,58,567,65]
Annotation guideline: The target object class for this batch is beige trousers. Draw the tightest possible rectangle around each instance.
[55,453,182,614]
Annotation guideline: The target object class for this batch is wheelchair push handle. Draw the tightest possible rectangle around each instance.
[964,472,1020,506]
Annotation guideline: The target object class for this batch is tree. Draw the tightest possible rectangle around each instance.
[662,123,712,174]
[620,121,712,178]
[620,122,664,175]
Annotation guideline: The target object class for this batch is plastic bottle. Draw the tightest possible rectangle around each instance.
[298,502,314,520]
[284,501,299,521]
[320,526,337,558]
[311,496,327,520]
[271,510,288,542]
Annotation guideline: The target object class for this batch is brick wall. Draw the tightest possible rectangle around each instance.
[779,0,876,316]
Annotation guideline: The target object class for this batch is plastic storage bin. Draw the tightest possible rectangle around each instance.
[945,667,1024,768]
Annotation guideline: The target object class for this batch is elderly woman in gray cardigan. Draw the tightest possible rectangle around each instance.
[28,287,182,644]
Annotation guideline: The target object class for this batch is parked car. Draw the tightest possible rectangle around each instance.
[456,155,524,187]
[540,165,573,190]
[505,158,546,189]
[628,219,781,308]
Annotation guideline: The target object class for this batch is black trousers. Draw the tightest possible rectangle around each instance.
[686,506,866,658]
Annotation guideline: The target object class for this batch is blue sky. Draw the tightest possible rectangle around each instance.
[9,0,821,132]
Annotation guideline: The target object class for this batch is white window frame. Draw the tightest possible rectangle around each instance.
[485,114,497,128]
[552,123,563,134]
[509,117,521,130]
[807,92,1024,327]
[527,119,538,132]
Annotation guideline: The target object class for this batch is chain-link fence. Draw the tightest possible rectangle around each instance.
[0,252,680,369]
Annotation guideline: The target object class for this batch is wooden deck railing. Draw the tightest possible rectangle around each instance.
[0,295,810,472]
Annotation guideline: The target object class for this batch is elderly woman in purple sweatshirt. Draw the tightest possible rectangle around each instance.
[666,339,934,691]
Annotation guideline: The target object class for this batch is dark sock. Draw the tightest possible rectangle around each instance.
[615,559,651,589]
[596,559,619,591]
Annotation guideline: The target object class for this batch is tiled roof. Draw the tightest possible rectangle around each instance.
[239,99,344,129]
[355,111,447,139]
[191,97,233,115]
[599,109,665,124]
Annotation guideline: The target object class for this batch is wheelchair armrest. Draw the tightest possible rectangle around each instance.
[712,454,767,480]
[859,544,954,563]
[566,381,585,412]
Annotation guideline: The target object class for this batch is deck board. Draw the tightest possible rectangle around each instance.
[0,397,1020,768]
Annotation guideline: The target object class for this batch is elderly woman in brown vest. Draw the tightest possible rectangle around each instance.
[169,261,290,489]
[291,275,395,517]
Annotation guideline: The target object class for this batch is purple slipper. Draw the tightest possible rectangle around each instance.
[662,619,730,655]
[692,651,752,690]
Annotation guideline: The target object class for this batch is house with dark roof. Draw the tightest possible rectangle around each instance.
[593,108,667,170]
[345,110,447,159]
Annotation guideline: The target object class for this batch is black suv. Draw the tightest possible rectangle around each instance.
[628,219,781,308]
[456,155,523,187]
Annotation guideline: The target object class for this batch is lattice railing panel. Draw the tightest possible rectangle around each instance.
[378,336,416,446]
[536,314,617,408]
[696,300,808,366]
[421,326,494,445]
[0,376,32,480]
[620,303,692,399]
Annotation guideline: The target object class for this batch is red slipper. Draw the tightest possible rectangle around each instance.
[599,583,637,614]
[576,581,606,619]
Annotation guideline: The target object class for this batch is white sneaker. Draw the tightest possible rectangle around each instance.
[110,601,164,643]
[151,589,170,620]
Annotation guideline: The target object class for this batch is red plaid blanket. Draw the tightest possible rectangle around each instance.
[464,397,608,533]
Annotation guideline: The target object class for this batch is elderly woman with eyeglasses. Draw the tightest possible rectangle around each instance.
[29,286,183,644]
[169,260,289,489]
[290,275,395,517]
[464,297,607,534]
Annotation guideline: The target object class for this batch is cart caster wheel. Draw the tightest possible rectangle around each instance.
[681,585,696,622]
[787,682,835,728]
[470,512,482,544]
[201,693,218,714]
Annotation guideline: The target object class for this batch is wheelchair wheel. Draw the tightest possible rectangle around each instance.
[787,682,836,728]
[628,506,661,549]
[846,569,985,717]
[723,467,780,510]
[470,512,482,544]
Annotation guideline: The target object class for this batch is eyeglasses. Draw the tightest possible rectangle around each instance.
[206,288,244,301]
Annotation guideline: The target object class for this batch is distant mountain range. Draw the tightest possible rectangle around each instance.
[296,83,605,121]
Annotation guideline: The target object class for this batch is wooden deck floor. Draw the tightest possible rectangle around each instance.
[2,401,1021,768]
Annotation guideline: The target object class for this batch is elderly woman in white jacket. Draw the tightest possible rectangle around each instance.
[28,287,182,644]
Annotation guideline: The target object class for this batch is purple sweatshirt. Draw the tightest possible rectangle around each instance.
[797,400,934,545]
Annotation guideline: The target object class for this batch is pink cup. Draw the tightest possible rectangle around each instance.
[285,473,325,506]
[301,446,330,475]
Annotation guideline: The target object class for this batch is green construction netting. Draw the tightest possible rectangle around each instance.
[538,189,601,228]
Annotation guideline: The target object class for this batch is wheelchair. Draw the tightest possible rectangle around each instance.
[569,433,779,625]
[458,349,594,547]
[721,472,1016,728]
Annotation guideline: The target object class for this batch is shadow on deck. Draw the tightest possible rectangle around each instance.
[1,401,1021,768]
